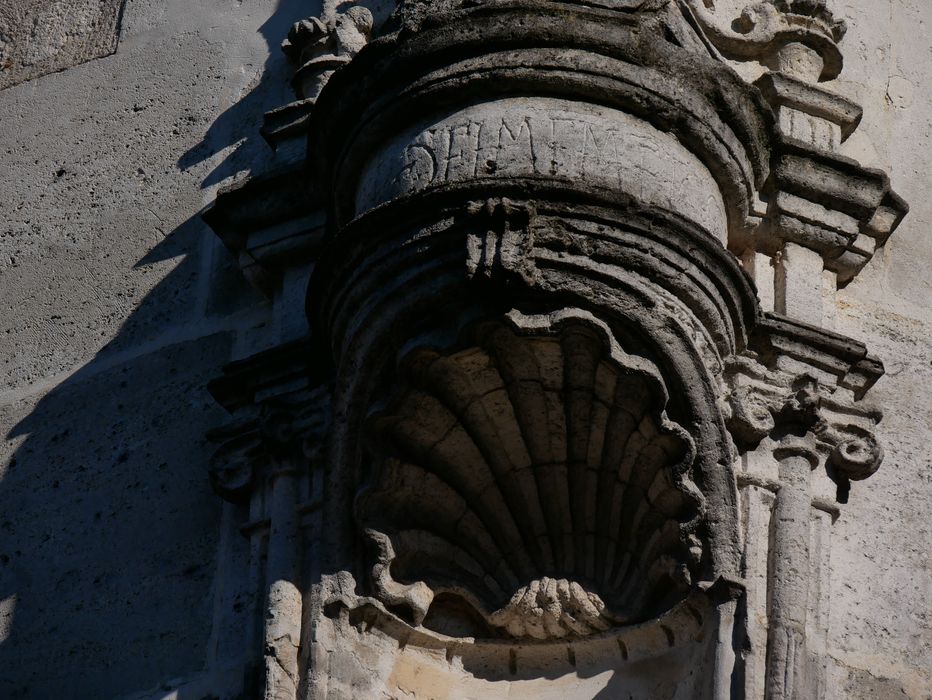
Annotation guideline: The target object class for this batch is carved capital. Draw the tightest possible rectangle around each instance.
[207,339,333,503]
[725,352,885,494]
[208,420,264,504]
[260,387,333,462]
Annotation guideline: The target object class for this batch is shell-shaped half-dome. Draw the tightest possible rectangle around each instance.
[357,316,705,639]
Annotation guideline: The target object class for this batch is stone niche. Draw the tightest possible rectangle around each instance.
[301,2,764,685]
[311,584,731,699]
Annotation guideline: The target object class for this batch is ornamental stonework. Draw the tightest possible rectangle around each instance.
[200,0,910,697]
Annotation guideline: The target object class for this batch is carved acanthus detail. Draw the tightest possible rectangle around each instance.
[725,354,884,491]
[283,4,374,101]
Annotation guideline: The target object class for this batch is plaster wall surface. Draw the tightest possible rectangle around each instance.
[0,0,316,697]
[819,2,932,696]
[0,0,126,90]
[0,0,929,698]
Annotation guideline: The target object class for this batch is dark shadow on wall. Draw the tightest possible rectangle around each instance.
[178,0,308,189]
[0,1,316,697]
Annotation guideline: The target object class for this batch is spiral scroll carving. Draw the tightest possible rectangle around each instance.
[356,316,706,639]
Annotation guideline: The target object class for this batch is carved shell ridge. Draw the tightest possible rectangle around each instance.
[357,315,705,638]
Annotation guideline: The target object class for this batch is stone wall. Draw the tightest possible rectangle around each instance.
[0,0,317,697]
[827,1,932,695]
[0,1,929,698]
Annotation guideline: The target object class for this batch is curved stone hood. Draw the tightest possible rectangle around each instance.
[307,0,774,240]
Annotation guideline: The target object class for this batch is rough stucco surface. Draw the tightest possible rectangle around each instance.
[0,0,314,697]
[0,0,929,699]
[826,2,932,696]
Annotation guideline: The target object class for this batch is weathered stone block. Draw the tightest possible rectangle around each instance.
[357,97,729,241]
[0,0,126,90]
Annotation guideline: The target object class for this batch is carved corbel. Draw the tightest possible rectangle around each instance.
[464,198,540,289]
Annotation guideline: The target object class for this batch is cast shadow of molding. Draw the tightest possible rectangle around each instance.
[0,1,317,697]
[177,0,310,189]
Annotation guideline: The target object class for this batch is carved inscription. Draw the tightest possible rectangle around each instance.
[357,98,728,239]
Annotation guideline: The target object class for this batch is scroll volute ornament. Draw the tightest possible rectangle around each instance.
[725,372,885,487]
[683,0,846,80]
[356,315,707,640]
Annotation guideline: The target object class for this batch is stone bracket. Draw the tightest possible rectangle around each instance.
[464,197,539,288]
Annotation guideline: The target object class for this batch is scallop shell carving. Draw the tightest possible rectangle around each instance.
[357,316,705,639]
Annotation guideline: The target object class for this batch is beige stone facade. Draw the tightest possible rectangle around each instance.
[0,1,929,698]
